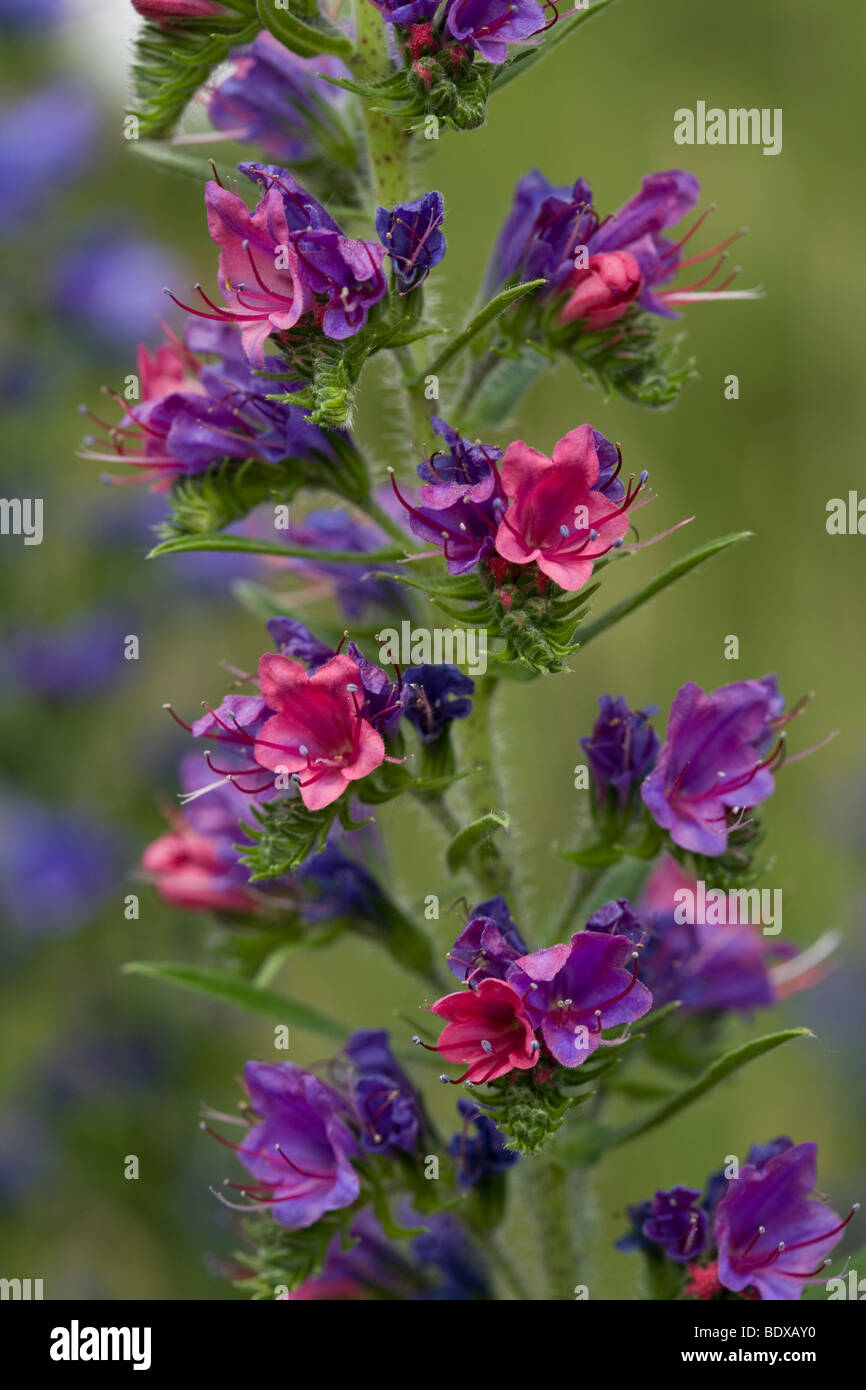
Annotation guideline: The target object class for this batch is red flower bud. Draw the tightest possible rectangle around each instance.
[559,250,643,330]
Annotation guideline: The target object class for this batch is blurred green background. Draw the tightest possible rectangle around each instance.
[0,0,863,1298]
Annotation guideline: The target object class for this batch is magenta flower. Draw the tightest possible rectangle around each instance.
[714,1142,854,1301]
[252,652,388,811]
[506,931,652,1068]
[559,250,643,330]
[132,0,223,16]
[640,677,786,857]
[493,425,646,590]
[431,978,539,1084]
[141,824,257,914]
[220,1061,360,1230]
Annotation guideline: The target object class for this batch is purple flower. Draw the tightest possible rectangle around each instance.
[587,169,701,318]
[580,694,659,812]
[343,1029,422,1155]
[346,641,405,733]
[641,677,785,857]
[642,1187,708,1263]
[714,1142,852,1301]
[368,0,439,23]
[506,930,652,1067]
[448,1099,519,1188]
[447,895,527,984]
[0,83,99,237]
[0,795,122,939]
[207,33,352,166]
[1,609,126,701]
[392,416,504,574]
[376,191,446,294]
[54,225,183,349]
[445,0,547,64]
[585,898,645,947]
[266,617,335,672]
[0,0,65,30]
[297,842,393,927]
[484,170,596,296]
[403,664,474,743]
[277,508,406,618]
[231,1061,360,1230]
[410,1211,490,1299]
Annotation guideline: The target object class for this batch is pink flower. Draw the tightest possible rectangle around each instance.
[132,0,223,17]
[141,826,257,914]
[203,181,312,366]
[559,250,643,330]
[431,978,539,1084]
[252,653,387,812]
[494,425,644,591]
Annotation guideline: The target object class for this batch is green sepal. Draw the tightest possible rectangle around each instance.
[129,5,259,139]
[256,0,353,58]
[121,961,347,1038]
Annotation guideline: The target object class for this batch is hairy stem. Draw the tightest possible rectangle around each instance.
[456,676,511,898]
[351,0,410,209]
[525,1150,588,1301]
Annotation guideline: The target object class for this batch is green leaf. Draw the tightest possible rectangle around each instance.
[413,280,545,383]
[256,0,353,57]
[608,1027,811,1149]
[491,0,619,93]
[446,811,509,873]
[128,140,217,183]
[559,841,622,868]
[148,533,408,563]
[122,961,347,1038]
[576,532,753,649]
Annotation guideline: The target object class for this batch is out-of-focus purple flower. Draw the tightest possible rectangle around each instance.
[411,1210,491,1299]
[448,1099,519,1188]
[641,677,786,857]
[343,1029,422,1155]
[0,0,65,31]
[0,1109,55,1207]
[43,1027,168,1107]
[228,1061,360,1230]
[506,930,652,1067]
[642,1187,708,1263]
[714,1142,852,1301]
[445,0,546,64]
[0,796,122,938]
[447,894,527,984]
[580,694,659,812]
[296,842,391,927]
[207,33,352,165]
[54,225,183,349]
[376,191,445,293]
[1,609,126,701]
[392,416,504,574]
[276,508,406,618]
[403,664,474,743]
[0,83,99,237]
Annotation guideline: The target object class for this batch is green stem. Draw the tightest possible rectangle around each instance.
[456,676,511,897]
[525,1151,583,1301]
[485,1234,534,1301]
[351,0,410,208]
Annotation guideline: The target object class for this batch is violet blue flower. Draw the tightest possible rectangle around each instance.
[54,225,183,349]
[0,84,99,237]
[641,677,786,857]
[266,616,335,672]
[343,1029,422,1155]
[207,33,352,166]
[448,1099,519,1188]
[642,1186,708,1263]
[0,795,122,939]
[230,1061,360,1230]
[447,895,527,984]
[376,191,446,293]
[2,609,126,701]
[445,0,547,65]
[506,930,652,1067]
[403,664,474,743]
[580,694,660,812]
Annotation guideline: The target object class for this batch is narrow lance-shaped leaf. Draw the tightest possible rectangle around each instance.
[149,534,409,563]
[576,531,753,649]
[446,811,509,873]
[411,280,545,383]
[256,0,354,58]
[123,961,347,1039]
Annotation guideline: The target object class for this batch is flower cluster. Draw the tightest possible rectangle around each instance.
[618,1139,857,1301]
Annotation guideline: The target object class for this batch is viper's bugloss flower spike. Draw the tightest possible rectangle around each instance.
[376,191,446,294]
[580,694,660,811]
[448,1099,519,1189]
[432,977,540,1083]
[343,1029,424,1155]
[447,895,527,984]
[213,1061,360,1230]
[641,676,789,857]
[206,34,353,166]
[506,931,652,1068]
